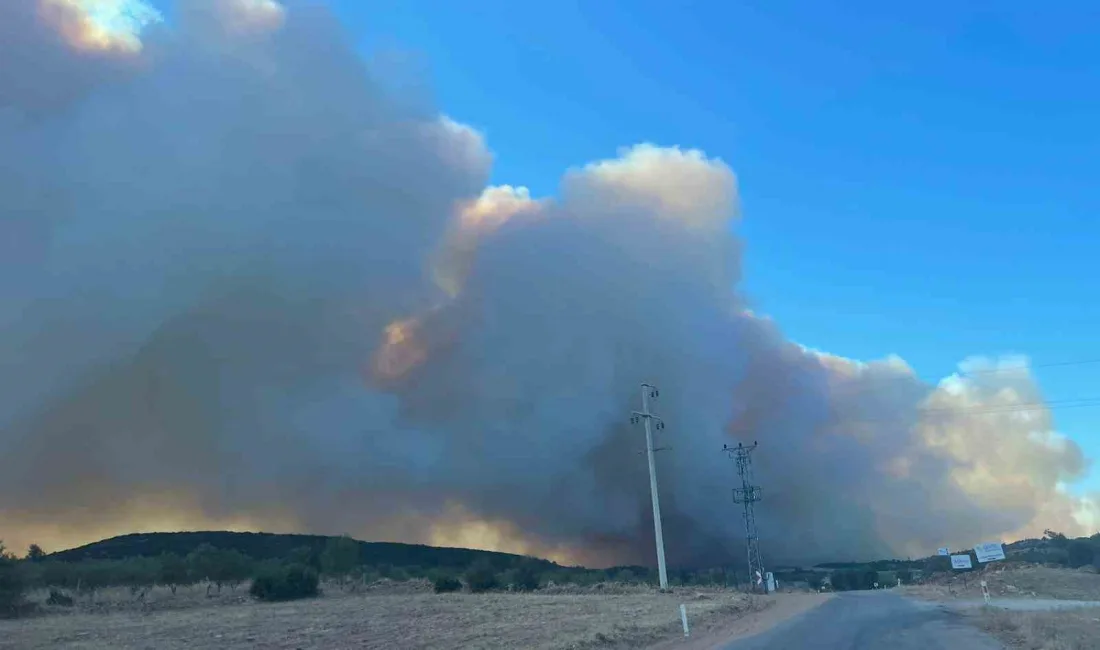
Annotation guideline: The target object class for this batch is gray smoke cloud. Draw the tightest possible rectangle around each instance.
[1,0,1095,566]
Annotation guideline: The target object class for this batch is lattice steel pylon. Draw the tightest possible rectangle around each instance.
[723,441,765,592]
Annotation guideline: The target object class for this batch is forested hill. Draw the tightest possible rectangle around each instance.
[48,531,563,571]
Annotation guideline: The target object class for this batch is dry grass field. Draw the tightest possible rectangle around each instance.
[903,565,1100,601]
[900,565,1100,649]
[0,581,765,650]
[976,608,1100,650]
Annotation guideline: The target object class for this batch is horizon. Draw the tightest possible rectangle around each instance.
[42,528,1050,569]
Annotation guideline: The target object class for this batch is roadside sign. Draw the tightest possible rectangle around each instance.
[974,542,1005,563]
[950,554,973,570]
[937,547,950,556]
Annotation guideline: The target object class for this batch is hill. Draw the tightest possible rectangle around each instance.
[48,531,563,573]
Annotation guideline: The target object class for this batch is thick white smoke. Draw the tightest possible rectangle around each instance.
[0,0,1094,565]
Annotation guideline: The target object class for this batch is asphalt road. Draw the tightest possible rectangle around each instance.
[720,592,1004,650]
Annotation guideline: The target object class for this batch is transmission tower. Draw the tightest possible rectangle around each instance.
[630,383,669,590]
[723,441,765,592]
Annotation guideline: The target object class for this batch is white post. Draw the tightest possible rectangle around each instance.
[642,385,669,590]
[680,604,690,637]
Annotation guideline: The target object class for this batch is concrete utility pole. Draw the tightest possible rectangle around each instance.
[723,441,765,592]
[631,383,669,590]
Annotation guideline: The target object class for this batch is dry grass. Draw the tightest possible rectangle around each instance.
[976,607,1100,650]
[904,565,1100,601]
[0,582,763,650]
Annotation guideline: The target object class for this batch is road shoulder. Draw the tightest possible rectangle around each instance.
[646,592,834,650]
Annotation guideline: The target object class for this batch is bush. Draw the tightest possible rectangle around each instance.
[26,545,46,562]
[188,545,253,592]
[433,576,462,593]
[830,569,877,591]
[320,536,360,581]
[464,560,499,593]
[0,543,25,617]
[1067,540,1095,569]
[510,564,540,591]
[158,553,192,594]
[250,564,320,602]
[46,589,74,606]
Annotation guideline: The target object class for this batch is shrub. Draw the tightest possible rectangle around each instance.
[0,543,25,617]
[433,576,462,593]
[464,560,499,593]
[320,536,360,582]
[158,553,192,594]
[46,589,74,606]
[830,569,876,591]
[25,545,46,562]
[1067,540,1095,569]
[510,564,540,591]
[188,545,253,592]
[250,564,320,602]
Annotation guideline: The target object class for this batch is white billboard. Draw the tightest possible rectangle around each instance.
[937,547,950,556]
[974,542,1006,563]
[950,554,973,570]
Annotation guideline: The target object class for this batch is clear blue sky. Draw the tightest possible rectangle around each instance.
[242,2,1100,489]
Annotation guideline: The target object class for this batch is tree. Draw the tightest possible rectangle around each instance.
[250,564,319,602]
[464,559,499,593]
[158,554,191,595]
[320,536,360,585]
[288,545,319,570]
[0,542,26,618]
[25,545,46,562]
[41,561,78,590]
[118,557,158,599]
[1044,530,1069,548]
[829,570,850,591]
[432,575,462,593]
[187,544,253,593]
[73,560,117,600]
[1067,540,1095,569]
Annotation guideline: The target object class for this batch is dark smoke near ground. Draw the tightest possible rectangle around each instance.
[0,0,1094,567]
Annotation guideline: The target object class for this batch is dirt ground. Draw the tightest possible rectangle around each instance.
[647,592,833,650]
[902,565,1100,601]
[900,566,1100,650]
[973,607,1100,650]
[0,582,768,650]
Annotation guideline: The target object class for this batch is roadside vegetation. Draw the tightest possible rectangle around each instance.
[3,527,1096,619]
[0,532,763,620]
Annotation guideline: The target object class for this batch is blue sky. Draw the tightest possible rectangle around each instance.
[143,0,1100,491]
[322,0,1099,490]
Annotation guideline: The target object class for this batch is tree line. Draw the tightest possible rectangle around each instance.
[0,535,758,617]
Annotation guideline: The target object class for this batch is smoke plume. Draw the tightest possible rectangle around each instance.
[0,0,1095,566]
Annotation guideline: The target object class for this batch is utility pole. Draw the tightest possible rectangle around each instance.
[631,383,669,590]
[723,441,765,592]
